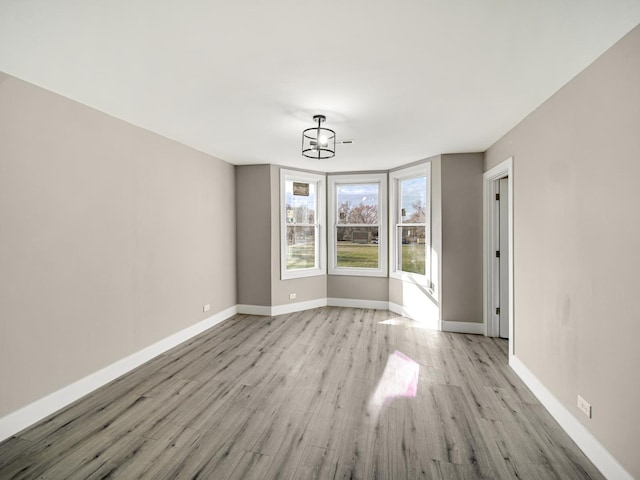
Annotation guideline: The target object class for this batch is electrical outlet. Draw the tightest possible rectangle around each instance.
[289,293,296,300]
[577,395,592,418]
[203,304,210,312]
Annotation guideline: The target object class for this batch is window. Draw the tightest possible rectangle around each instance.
[390,163,431,285]
[280,169,326,279]
[328,173,387,276]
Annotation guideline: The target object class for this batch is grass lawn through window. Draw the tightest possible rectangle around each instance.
[287,243,425,273]
[337,243,379,268]
[287,244,315,269]
[400,243,426,275]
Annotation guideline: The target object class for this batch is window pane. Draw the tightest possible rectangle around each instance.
[401,177,426,223]
[285,181,316,224]
[286,226,316,269]
[398,226,426,275]
[336,183,379,224]
[336,226,379,268]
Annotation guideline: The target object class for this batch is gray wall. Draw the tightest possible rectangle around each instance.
[235,165,328,307]
[441,153,484,324]
[0,73,236,418]
[236,165,271,306]
[485,24,640,478]
[327,276,389,302]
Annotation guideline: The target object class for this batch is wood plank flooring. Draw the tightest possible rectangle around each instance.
[0,307,604,479]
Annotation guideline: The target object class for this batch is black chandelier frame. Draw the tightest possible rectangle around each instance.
[302,114,336,159]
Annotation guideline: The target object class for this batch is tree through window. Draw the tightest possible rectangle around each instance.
[328,174,387,276]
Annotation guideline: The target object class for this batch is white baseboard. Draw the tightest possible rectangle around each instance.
[0,305,238,443]
[388,302,440,330]
[237,304,273,316]
[238,298,328,317]
[510,355,633,480]
[271,298,327,316]
[327,298,390,310]
[441,320,485,335]
[388,301,403,316]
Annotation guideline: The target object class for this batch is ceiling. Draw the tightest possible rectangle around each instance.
[1,1,639,172]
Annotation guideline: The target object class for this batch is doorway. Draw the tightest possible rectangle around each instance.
[498,178,509,338]
[483,158,514,358]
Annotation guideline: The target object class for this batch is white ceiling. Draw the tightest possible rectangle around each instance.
[1,1,639,172]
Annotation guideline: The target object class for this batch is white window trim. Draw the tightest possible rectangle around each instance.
[328,173,388,277]
[280,169,326,280]
[389,163,431,287]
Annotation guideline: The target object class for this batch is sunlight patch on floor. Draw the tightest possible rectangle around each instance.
[368,350,420,422]
[378,317,431,329]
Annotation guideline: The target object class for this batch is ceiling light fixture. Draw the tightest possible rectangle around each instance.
[302,114,335,159]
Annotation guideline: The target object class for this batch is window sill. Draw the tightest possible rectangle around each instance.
[281,268,326,280]
[328,268,388,278]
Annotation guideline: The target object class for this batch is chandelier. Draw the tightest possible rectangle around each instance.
[301,114,336,159]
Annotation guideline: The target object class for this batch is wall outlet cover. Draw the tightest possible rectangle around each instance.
[577,395,592,418]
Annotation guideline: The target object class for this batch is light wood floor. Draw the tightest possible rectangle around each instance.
[0,307,603,479]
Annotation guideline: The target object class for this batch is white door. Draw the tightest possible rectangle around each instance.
[498,177,509,338]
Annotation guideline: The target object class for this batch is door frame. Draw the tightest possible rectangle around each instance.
[483,157,514,357]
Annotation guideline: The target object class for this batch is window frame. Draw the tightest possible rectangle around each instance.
[389,163,431,286]
[280,169,326,280]
[328,173,388,277]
